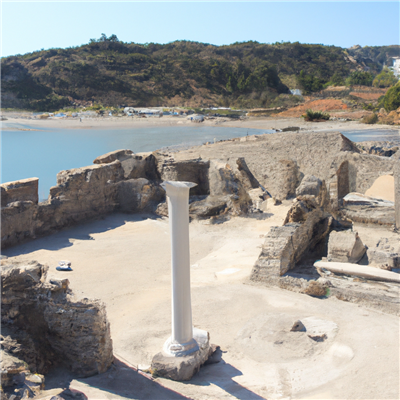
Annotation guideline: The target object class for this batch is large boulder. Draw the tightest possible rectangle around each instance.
[295,175,329,209]
[327,230,366,263]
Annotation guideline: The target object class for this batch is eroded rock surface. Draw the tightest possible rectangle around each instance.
[1,261,113,384]
[367,238,400,270]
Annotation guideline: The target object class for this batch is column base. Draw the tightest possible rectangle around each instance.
[151,328,212,381]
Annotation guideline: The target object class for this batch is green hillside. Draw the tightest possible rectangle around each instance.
[1,36,398,111]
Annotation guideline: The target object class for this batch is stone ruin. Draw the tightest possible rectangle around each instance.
[1,130,399,393]
[1,260,113,399]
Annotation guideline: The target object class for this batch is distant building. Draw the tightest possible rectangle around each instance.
[290,89,303,96]
[390,57,400,78]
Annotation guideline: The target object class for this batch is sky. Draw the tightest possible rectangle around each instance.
[1,1,399,57]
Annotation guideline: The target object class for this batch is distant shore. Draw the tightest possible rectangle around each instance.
[1,110,398,133]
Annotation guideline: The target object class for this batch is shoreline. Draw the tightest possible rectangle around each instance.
[1,113,399,133]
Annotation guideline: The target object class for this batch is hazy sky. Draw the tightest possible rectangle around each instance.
[1,1,399,57]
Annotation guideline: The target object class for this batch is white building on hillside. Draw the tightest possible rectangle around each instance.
[390,57,400,78]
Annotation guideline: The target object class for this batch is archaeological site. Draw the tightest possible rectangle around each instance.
[1,130,399,399]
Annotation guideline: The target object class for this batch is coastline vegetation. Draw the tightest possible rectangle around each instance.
[302,109,330,121]
[1,36,399,112]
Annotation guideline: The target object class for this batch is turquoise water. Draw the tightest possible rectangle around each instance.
[1,125,397,201]
[1,125,272,200]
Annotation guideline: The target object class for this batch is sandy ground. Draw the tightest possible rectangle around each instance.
[3,202,399,400]
[365,175,395,201]
[1,112,398,133]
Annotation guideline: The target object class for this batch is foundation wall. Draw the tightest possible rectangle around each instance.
[395,153,400,229]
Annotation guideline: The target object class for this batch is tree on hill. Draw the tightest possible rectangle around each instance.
[372,67,398,88]
[379,81,400,111]
[345,70,374,86]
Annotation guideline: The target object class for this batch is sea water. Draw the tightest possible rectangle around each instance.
[1,125,272,200]
[1,125,397,201]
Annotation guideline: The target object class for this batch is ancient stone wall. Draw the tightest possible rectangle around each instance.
[1,152,165,249]
[172,132,395,201]
[1,178,39,207]
[395,153,400,229]
[2,137,397,249]
[1,261,113,379]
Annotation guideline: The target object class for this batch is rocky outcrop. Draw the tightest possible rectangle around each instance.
[1,261,113,383]
[49,160,123,221]
[327,230,366,263]
[1,162,124,248]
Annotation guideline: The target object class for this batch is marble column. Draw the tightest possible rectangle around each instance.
[161,180,199,356]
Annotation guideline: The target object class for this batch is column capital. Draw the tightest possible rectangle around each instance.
[161,181,197,197]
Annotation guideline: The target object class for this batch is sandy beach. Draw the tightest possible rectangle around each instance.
[2,111,399,134]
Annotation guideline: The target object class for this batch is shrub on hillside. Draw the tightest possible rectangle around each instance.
[378,82,400,111]
[361,113,378,124]
[302,109,330,121]
[345,71,374,86]
[373,67,398,88]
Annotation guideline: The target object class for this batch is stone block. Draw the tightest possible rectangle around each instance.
[327,230,366,263]
[367,238,400,270]
[116,178,164,213]
[151,329,212,381]
[158,158,210,196]
[296,175,322,198]
[1,178,39,206]
[93,149,133,164]
[251,209,332,282]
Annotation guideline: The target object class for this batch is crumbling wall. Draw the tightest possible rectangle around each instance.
[1,178,38,207]
[1,261,113,378]
[395,152,400,229]
[157,157,210,196]
[1,151,165,249]
[251,209,332,283]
